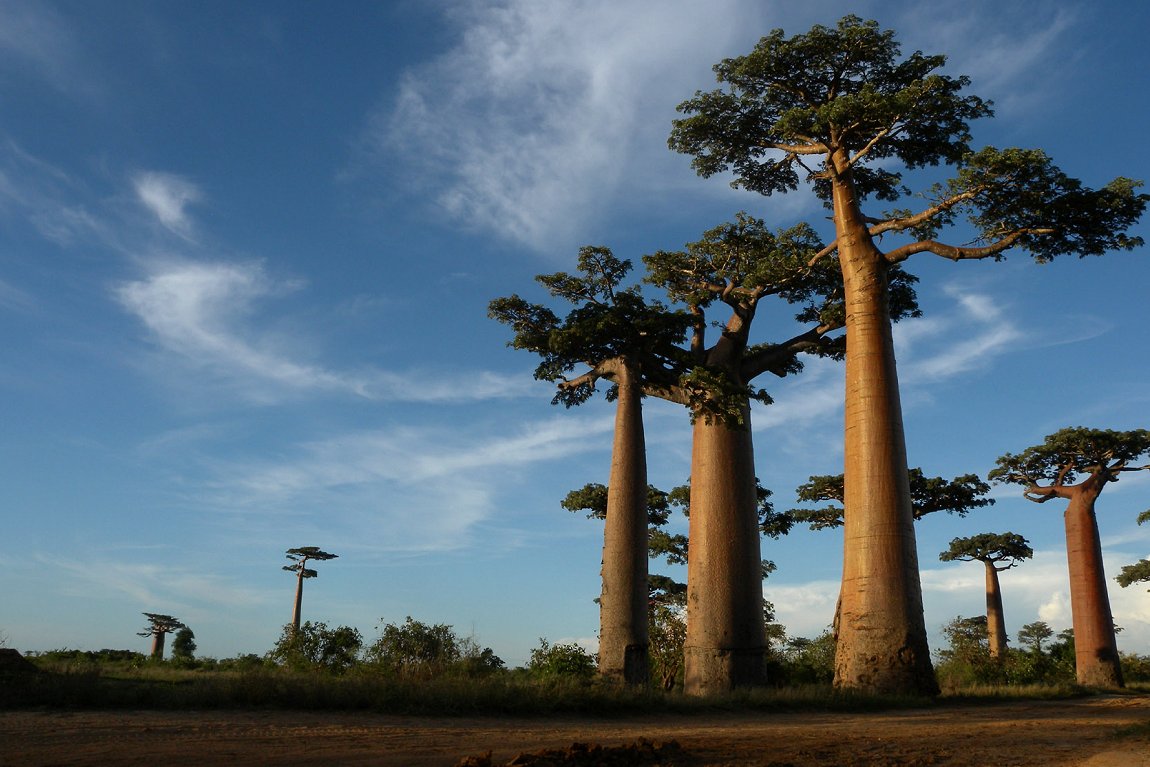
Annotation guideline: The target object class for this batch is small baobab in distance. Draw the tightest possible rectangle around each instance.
[283,546,338,635]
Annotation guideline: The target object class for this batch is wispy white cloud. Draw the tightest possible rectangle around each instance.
[0,140,108,246]
[132,171,202,238]
[38,554,269,612]
[897,283,1024,383]
[202,414,615,552]
[0,0,91,97]
[116,259,539,404]
[115,260,357,400]
[377,0,770,252]
[899,3,1077,114]
[0,276,33,312]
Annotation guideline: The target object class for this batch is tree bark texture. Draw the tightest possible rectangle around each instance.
[1064,488,1124,687]
[292,569,304,635]
[683,404,766,695]
[832,170,938,695]
[984,562,1008,659]
[598,363,650,686]
[150,632,166,661]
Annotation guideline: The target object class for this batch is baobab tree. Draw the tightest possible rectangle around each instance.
[939,533,1033,659]
[490,248,689,686]
[138,612,185,660]
[990,427,1150,687]
[565,477,793,691]
[641,213,914,694]
[283,546,338,635]
[1117,511,1150,592]
[494,221,863,693]
[669,15,1147,694]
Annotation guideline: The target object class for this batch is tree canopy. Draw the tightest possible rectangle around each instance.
[939,532,1033,570]
[283,546,339,580]
[669,15,1146,264]
[489,246,690,406]
[137,612,184,638]
[989,427,1150,500]
[791,468,994,530]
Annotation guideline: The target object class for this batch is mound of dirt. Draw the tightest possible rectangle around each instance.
[455,738,685,766]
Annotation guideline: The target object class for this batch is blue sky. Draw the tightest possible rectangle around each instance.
[2,0,1148,667]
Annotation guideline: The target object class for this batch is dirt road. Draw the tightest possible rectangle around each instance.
[2,696,1148,766]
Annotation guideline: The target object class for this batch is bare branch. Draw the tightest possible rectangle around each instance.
[884,229,1053,264]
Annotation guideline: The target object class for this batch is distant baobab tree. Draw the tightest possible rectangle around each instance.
[284,546,338,635]
[991,427,1150,688]
[939,532,1033,659]
[138,612,185,660]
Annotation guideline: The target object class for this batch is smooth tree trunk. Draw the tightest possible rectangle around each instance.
[1064,484,1123,687]
[292,568,305,635]
[598,361,650,685]
[683,402,765,695]
[150,632,166,661]
[984,562,1008,659]
[832,161,938,695]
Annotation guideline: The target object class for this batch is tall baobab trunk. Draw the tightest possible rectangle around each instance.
[983,562,1008,659]
[598,360,649,685]
[292,568,305,635]
[150,632,166,661]
[832,164,937,695]
[683,402,765,695]
[1064,484,1123,687]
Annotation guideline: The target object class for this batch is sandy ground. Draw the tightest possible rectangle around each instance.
[1,696,1148,766]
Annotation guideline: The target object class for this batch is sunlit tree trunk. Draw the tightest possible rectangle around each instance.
[599,360,650,685]
[683,402,765,695]
[1064,483,1123,687]
[150,632,166,661]
[832,162,937,695]
[984,562,1008,659]
[292,569,305,635]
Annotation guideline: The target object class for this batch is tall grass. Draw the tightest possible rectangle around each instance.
[2,663,983,715]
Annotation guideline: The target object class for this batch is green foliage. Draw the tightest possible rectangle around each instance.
[990,427,1150,488]
[363,617,502,679]
[489,246,691,407]
[527,639,597,679]
[939,532,1033,569]
[940,147,1146,260]
[170,628,196,663]
[775,631,836,686]
[793,468,994,529]
[561,482,672,526]
[1017,621,1054,653]
[648,603,687,691]
[669,15,990,201]
[669,15,1145,256]
[1116,559,1150,590]
[283,546,338,580]
[1121,652,1150,682]
[269,621,362,674]
[138,613,184,638]
[934,617,1081,692]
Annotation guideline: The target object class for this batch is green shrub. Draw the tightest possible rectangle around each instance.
[268,622,362,674]
[363,617,503,679]
[774,630,836,686]
[527,639,596,678]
